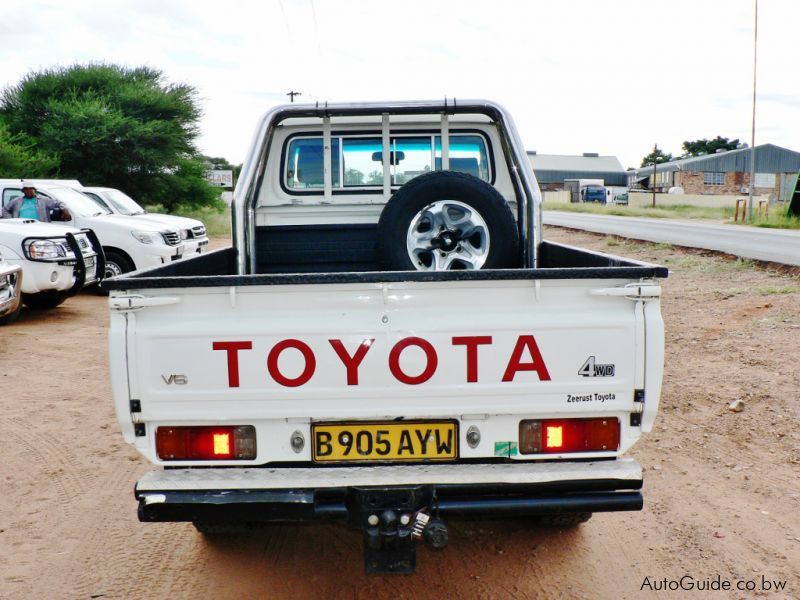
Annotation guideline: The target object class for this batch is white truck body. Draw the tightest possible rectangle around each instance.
[106,100,666,573]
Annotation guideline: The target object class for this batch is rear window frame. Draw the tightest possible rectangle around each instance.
[279,129,495,197]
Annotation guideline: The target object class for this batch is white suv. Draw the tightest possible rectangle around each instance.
[0,218,101,313]
[1,181,188,278]
[80,187,209,256]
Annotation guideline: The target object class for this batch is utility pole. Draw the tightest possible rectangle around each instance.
[652,144,658,208]
[747,0,758,222]
[287,91,302,103]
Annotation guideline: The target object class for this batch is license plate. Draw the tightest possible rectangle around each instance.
[312,421,458,463]
[83,256,97,282]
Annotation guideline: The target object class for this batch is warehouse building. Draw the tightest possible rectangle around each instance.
[527,152,628,191]
[630,144,800,200]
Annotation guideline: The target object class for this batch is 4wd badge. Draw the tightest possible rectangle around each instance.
[578,356,615,377]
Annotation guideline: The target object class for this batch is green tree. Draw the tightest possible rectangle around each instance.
[344,168,364,185]
[0,121,59,177]
[640,147,673,168]
[0,64,219,211]
[681,136,740,157]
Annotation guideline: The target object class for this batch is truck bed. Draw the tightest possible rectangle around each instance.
[103,240,667,291]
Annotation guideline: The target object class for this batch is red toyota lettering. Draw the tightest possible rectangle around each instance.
[329,338,374,385]
[212,341,253,388]
[267,339,316,387]
[452,335,492,383]
[389,337,438,385]
[501,335,551,382]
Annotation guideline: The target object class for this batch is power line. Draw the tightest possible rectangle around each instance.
[277,0,291,38]
[309,0,326,97]
[747,0,758,221]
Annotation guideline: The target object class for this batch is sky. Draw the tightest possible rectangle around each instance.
[1,0,797,170]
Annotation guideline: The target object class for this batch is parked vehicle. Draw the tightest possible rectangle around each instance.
[564,178,607,203]
[0,251,23,324]
[80,187,209,256]
[0,218,101,312]
[105,100,667,573]
[0,181,187,279]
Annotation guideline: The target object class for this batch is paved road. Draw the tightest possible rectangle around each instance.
[544,211,800,266]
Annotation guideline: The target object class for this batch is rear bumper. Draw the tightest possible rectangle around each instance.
[136,459,643,524]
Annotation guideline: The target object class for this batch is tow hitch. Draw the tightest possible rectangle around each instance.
[352,486,448,574]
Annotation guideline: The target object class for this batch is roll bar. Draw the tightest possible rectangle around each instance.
[233,99,542,275]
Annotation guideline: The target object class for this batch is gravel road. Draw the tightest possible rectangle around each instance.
[1,229,798,599]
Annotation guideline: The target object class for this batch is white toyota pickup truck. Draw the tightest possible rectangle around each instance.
[106,100,666,573]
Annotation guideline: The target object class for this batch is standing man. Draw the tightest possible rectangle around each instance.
[1,181,71,222]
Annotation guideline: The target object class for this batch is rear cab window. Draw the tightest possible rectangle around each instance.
[283,132,492,194]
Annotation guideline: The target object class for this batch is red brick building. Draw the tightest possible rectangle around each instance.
[631,144,800,200]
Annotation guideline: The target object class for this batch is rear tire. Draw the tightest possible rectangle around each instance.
[192,522,255,536]
[22,291,68,310]
[0,301,22,325]
[103,250,134,279]
[536,512,592,528]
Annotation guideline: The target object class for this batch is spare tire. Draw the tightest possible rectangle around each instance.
[377,171,519,271]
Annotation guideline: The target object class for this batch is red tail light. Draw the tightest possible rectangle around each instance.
[156,426,257,461]
[519,418,620,454]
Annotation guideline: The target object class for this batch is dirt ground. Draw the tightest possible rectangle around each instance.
[1,228,798,599]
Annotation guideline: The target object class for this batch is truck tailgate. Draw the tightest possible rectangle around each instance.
[110,276,663,464]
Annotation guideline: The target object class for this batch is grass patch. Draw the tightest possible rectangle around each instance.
[746,285,800,296]
[144,204,232,238]
[721,285,800,297]
[175,205,232,237]
[662,254,758,274]
[543,202,734,220]
[749,205,800,230]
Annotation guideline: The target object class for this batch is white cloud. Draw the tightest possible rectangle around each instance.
[0,0,797,170]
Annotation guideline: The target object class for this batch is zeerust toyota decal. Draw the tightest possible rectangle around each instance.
[211,335,552,388]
